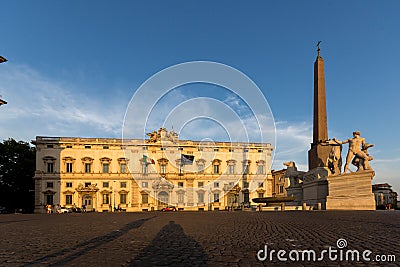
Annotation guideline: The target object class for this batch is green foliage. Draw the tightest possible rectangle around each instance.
[0,138,35,212]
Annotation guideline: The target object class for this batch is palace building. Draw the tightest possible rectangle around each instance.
[33,128,274,213]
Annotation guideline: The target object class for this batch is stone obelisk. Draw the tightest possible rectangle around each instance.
[308,42,331,170]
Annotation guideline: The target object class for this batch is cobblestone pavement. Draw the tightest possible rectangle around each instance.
[0,211,399,266]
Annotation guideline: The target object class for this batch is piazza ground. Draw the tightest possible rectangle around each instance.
[0,211,399,266]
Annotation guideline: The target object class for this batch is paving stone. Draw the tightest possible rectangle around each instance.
[0,211,399,266]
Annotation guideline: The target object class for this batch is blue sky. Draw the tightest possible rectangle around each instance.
[1,1,399,193]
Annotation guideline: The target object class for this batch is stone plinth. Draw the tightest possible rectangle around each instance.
[285,185,303,206]
[302,179,328,210]
[301,167,329,209]
[326,170,375,210]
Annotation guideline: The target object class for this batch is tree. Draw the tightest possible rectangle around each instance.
[0,139,35,212]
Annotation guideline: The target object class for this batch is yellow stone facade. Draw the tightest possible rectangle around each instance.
[33,130,273,213]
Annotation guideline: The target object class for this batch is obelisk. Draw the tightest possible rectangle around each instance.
[308,42,331,170]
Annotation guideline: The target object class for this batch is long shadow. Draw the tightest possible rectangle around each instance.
[23,216,155,266]
[130,221,208,266]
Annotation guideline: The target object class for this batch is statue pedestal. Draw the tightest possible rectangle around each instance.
[302,167,329,209]
[326,170,375,210]
[285,185,303,206]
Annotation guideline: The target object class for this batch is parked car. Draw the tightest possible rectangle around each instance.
[71,207,82,213]
[161,205,177,211]
[60,207,72,213]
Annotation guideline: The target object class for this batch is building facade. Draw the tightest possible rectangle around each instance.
[33,128,274,213]
[372,183,398,210]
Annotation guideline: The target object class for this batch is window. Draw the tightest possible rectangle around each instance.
[142,182,148,188]
[103,145,109,149]
[198,164,204,174]
[243,164,249,174]
[178,192,185,204]
[258,192,264,198]
[258,149,263,153]
[178,147,183,151]
[120,182,127,188]
[244,148,249,152]
[213,193,220,202]
[214,148,219,152]
[229,165,235,174]
[279,185,284,194]
[103,182,109,188]
[257,165,264,175]
[142,194,148,204]
[142,164,148,174]
[47,144,54,148]
[120,163,127,173]
[198,148,203,151]
[103,163,109,173]
[229,149,234,152]
[213,164,219,174]
[102,194,110,204]
[66,162,73,173]
[84,163,91,173]
[214,182,219,188]
[85,182,91,187]
[66,145,72,148]
[66,182,72,188]
[198,182,204,188]
[142,146,147,150]
[198,192,204,203]
[161,147,166,151]
[258,182,264,187]
[47,182,53,188]
[160,164,166,174]
[47,162,54,173]
[178,182,184,188]
[85,145,91,149]
[120,194,127,204]
[66,194,73,205]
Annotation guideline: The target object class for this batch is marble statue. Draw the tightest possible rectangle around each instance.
[323,140,342,175]
[283,161,305,186]
[332,131,373,173]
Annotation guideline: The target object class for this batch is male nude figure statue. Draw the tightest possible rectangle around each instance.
[332,131,372,173]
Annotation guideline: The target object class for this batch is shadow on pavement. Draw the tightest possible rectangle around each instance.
[22,216,155,266]
[130,221,208,266]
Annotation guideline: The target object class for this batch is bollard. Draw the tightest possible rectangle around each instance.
[281,203,285,211]
[317,202,322,210]
[302,203,307,210]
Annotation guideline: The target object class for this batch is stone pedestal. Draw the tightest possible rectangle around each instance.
[285,185,303,206]
[301,167,330,209]
[326,170,375,210]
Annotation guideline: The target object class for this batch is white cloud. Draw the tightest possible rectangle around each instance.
[0,64,125,141]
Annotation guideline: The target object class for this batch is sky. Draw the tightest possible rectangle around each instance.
[0,1,399,193]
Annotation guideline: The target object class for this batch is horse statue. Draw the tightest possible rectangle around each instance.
[283,161,305,187]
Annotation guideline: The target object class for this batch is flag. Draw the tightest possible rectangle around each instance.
[143,155,155,164]
[181,154,194,165]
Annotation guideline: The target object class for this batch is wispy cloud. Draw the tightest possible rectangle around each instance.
[0,64,125,141]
